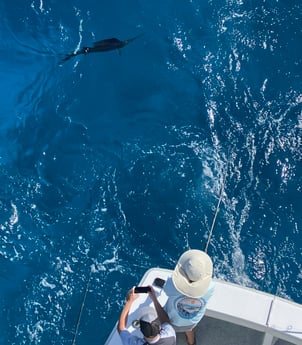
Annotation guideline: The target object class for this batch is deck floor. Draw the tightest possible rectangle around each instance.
[176,316,296,345]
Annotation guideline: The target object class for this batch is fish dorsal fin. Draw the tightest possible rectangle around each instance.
[93,38,121,47]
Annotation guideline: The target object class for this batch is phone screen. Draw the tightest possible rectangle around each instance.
[153,278,166,288]
[134,286,151,293]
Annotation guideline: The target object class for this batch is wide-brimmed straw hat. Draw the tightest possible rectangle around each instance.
[172,249,213,298]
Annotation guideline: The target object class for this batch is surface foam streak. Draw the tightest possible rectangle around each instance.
[206,101,220,147]
[9,202,19,229]
[73,9,83,54]
[30,0,47,14]
[224,195,255,287]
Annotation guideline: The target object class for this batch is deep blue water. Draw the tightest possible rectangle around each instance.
[0,0,301,344]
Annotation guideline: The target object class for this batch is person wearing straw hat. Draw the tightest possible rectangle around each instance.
[164,249,214,345]
[118,286,176,345]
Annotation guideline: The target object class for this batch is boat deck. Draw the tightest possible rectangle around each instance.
[105,268,302,345]
[176,315,296,345]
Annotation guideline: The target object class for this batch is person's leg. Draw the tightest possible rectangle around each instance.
[185,329,195,345]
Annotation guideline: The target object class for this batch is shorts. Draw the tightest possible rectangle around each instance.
[171,323,197,332]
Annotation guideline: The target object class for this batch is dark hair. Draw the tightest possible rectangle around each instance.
[140,318,161,337]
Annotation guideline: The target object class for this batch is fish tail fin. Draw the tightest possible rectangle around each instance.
[58,53,77,65]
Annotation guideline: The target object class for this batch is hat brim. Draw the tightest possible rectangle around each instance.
[172,250,213,298]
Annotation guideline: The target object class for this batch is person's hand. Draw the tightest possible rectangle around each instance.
[125,287,138,303]
[148,285,157,300]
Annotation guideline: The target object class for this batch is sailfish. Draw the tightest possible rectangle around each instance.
[60,34,143,63]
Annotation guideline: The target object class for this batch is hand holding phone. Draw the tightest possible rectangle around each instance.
[134,286,151,293]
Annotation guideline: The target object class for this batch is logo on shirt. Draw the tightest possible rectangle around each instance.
[176,297,205,319]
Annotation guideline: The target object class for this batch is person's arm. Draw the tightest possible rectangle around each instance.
[117,288,138,333]
[148,286,170,324]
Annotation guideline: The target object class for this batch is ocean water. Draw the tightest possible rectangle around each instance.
[0,0,301,344]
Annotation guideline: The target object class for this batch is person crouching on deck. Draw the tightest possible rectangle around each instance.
[118,286,176,345]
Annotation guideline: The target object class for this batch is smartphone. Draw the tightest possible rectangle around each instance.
[153,277,166,288]
[134,286,151,293]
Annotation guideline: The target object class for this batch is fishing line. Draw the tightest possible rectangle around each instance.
[204,159,229,253]
[71,268,93,345]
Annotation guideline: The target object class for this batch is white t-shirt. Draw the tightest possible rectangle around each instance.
[119,322,176,345]
[164,277,214,328]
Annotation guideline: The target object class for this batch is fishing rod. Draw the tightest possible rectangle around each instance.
[71,268,93,345]
[204,159,229,253]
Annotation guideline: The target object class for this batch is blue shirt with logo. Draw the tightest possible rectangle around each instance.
[164,277,214,327]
